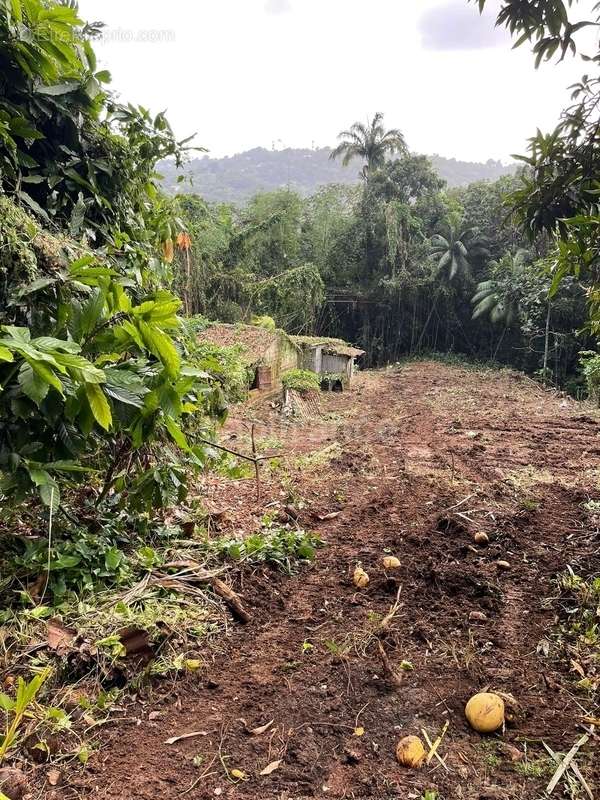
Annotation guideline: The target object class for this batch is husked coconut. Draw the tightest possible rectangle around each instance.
[395,735,426,768]
[465,692,505,733]
[353,567,369,588]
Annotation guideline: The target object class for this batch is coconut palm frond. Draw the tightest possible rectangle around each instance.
[472,293,499,319]
[470,249,527,326]
[330,113,407,178]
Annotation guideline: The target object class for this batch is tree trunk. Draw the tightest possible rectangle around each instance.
[415,290,439,352]
[493,325,508,360]
[542,299,551,385]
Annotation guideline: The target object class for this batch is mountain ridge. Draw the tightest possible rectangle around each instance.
[158,146,516,204]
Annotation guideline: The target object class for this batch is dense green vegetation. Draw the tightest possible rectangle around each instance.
[1,0,598,567]
[0,0,252,631]
[171,158,591,389]
[0,0,230,520]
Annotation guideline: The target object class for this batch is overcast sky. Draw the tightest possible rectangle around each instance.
[78,0,594,163]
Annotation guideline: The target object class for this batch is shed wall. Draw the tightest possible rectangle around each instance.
[262,335,301,382]
[322,353,351,375]
[302,346,322,373]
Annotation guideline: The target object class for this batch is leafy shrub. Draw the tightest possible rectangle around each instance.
[580,350,600,405]
[251,315,276,331]
[204,527,322,573]
[282,369,321,395]
[0,1,217,517]
[0,238,215,511]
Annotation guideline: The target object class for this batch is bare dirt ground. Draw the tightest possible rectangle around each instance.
[71,362,599,800]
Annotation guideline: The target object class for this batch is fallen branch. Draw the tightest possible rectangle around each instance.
[211,577,252,624]
[198,437,276,463]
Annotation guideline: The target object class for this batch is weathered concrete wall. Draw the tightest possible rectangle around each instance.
[302,346,322,373]
[262,334,300,385]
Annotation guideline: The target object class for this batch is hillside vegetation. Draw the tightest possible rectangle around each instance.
[159,147,516,204]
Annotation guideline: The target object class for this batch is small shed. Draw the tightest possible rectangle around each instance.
[199,323,301,392]
[292,336,365,390]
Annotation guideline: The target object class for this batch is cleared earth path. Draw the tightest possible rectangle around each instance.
[73,363,599,800]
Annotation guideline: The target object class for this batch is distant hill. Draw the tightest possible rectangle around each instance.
[158,147,516,205]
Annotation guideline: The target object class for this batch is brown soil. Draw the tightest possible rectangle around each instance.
[70,363,600,799]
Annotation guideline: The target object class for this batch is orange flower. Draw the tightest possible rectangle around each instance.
[176,231,192,251]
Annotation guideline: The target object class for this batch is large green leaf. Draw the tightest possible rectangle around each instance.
[18,363,49,405]
[85,383,112,430]
[16,277,58,297]
[137,320,180,378]
[35,81,80,96]
[164,416,189,451]
[25,357,64,395]
[53,353,105,384]
[32,337,81,354]
[29,469,60,510]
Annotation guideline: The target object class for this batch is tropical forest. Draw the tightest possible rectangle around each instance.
[0,1,599,799]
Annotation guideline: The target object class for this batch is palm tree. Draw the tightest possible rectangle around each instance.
[330,113,407,179]
[415,226,489,351]
[471,250,529,357]
[430,226,488,282]
[472,252,527,325]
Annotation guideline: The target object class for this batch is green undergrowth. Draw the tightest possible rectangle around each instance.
[0,510,321,769]
[282,368,321,395]
[552,567,600,701]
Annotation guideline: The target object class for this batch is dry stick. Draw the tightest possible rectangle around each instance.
[211,578,252,624]
[197,436,275,463]
[542,740,594,800]
[251,422,261,501]
[443,494,476,513]
[377,640,403,689]
[546,733,590,796]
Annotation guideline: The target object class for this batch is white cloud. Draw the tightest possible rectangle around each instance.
[264,0,292,15]
[77,0,588,163]
[419,1,508,50]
